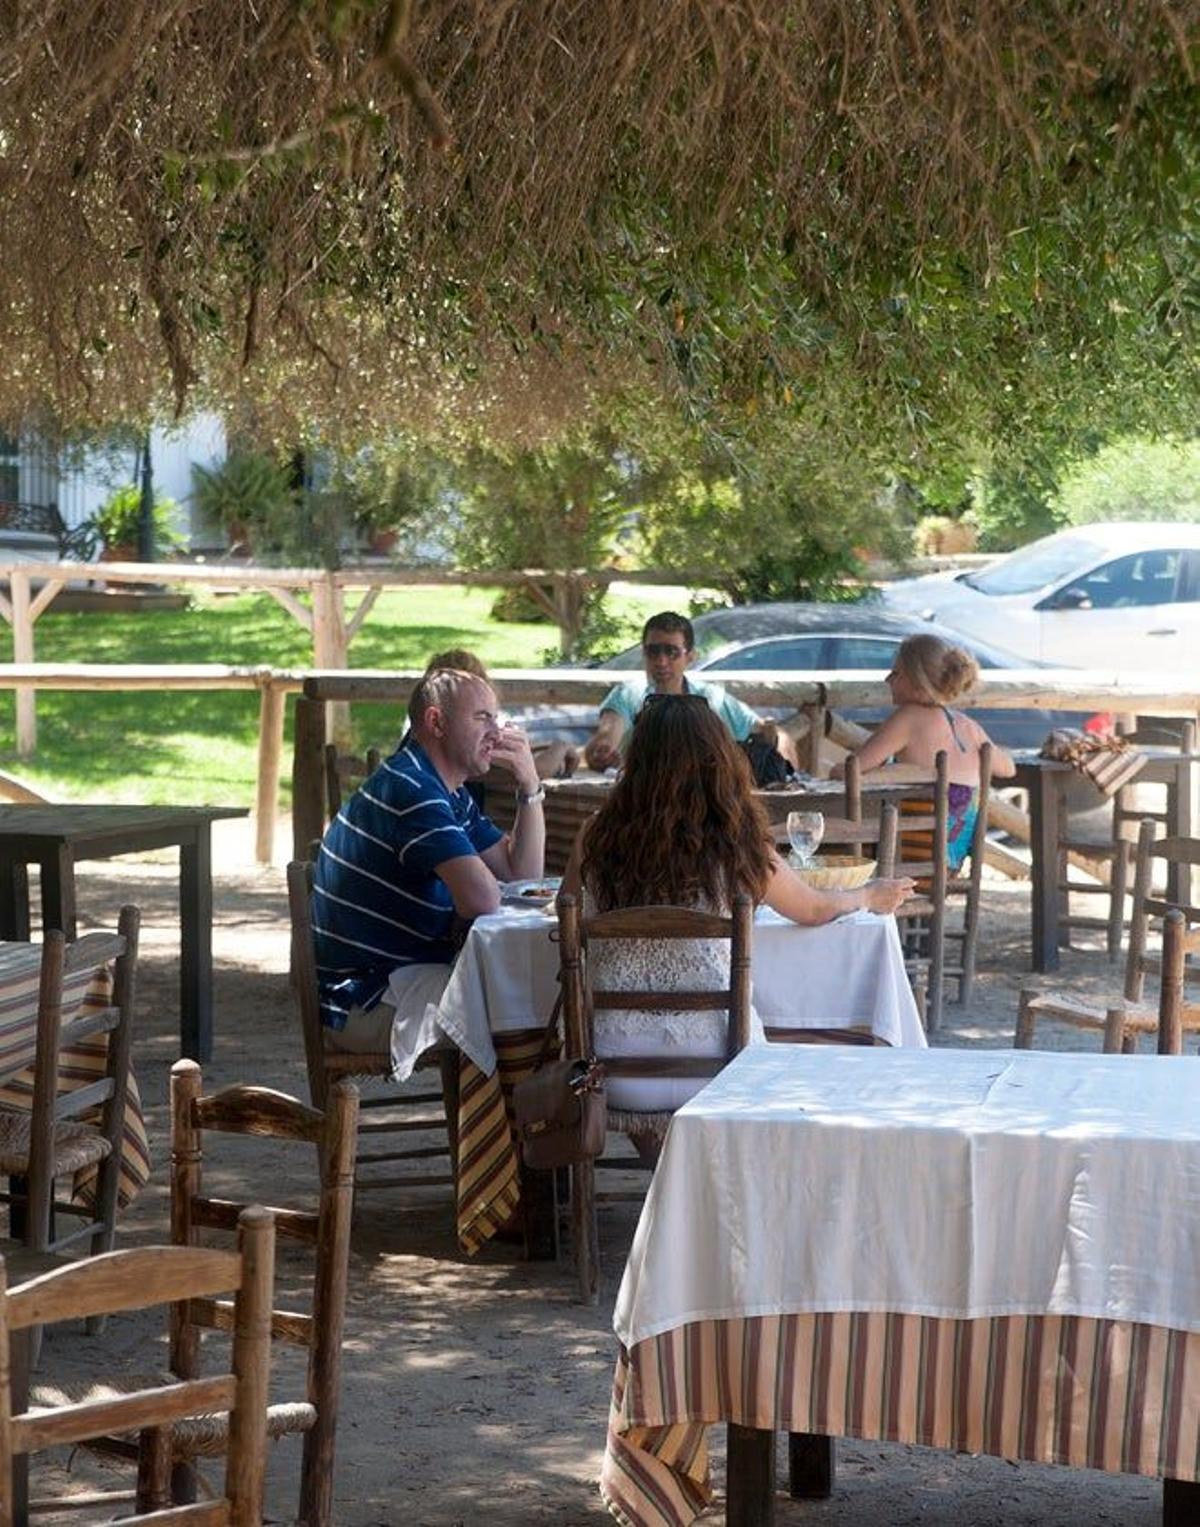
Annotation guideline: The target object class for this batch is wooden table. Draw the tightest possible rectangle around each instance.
[1015,749,1196,973]
[0,805,246,1061]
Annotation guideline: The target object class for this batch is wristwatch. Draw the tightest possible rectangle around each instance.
[516,785,546,806]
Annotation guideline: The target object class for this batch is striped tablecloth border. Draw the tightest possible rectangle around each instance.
[602,1311,1200,1527]
[456,1027,545,1254]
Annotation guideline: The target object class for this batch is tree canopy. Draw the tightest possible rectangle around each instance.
[2,2,1196,460]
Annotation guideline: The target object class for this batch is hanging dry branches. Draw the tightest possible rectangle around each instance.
[0,0,1194,436]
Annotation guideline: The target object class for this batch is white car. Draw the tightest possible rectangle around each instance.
[881,522,1200,669]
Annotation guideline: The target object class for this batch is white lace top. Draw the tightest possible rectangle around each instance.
[582,887,764,1114]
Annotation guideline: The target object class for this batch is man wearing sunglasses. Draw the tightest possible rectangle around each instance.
[584,610,785,771]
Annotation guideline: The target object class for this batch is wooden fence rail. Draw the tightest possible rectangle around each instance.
[0,553,999,754]
[295,667,1200,863]
[0,662,1193,868]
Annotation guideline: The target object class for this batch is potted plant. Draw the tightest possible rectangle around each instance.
[89,484,183,560]
[191,450,295,554]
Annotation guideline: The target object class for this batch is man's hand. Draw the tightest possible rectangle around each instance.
[488,726,540,795]
[585,734,619,770]
[584,710,625,771]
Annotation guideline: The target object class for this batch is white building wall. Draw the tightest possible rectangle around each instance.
[43,414,227,545]
[153,414,226,546]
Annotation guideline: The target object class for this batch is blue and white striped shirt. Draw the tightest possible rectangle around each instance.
[311,740,504,1029]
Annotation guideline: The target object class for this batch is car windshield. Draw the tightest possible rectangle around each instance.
[961,533,1105,597]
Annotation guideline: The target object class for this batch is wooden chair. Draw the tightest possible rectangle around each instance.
[31,1067,355,1521]
[324,743,381,821]
[127,1061,357,1524]
[943,743,993,1010]
[558,891,753,1305]
[287,860,459,1203]
[1053,721,1196,960]
[0,907,140,1270]
[1157,909,1200,1055]
[1016,819,1200,1052]
[891,751,950,1031]
[0,1209,274,1526]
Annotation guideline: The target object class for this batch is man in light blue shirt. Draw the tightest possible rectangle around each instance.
[584,610,778,770]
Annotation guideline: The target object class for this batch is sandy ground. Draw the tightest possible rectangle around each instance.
[25,819,1182,1526]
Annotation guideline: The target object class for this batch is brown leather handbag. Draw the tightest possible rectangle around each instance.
[512,995,607,1170]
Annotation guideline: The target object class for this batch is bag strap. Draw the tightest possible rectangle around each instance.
[534,987,564,1071]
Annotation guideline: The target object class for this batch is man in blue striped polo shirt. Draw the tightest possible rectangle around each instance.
[312,667,546,1057]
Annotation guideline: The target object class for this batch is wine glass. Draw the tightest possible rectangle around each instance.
[786,811,824,868]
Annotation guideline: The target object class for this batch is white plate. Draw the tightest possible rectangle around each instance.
[500,877,562,908]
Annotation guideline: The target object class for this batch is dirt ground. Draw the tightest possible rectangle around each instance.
[28,820,1180,1526]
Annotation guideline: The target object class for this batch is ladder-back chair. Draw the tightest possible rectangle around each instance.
[1017,819,1200,1052]
[0,907,140,1270]
[1158,910,1200,1056]
[558,891,753,1306]
[1,1209,274,1526]
[943,743,993,1009]
[891,751,949,1030]
[287,861,458,1203]
[323,743,381,823]
[136,1061,358,1524]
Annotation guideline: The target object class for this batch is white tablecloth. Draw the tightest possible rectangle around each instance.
[615,1045,1200,1349]
[408,905,924,1081]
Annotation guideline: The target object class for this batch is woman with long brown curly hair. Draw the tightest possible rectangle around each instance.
[567,694,913,1137]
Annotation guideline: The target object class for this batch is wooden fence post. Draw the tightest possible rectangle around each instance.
[292,695,327,862]
[254,677,286,866]
[311,574,351,745]
[10,571,35,756]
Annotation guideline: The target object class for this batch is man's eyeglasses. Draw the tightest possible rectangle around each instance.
[643,642,688,660]
[641,692,710,710]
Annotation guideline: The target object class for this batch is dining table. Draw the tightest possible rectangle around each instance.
[0,804,247,1061]
[601,1044,1200,1527]
[1014,747,1197,973]
[396,901,925,1257]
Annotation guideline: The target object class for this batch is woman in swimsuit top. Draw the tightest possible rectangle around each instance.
[851,633,1017,870]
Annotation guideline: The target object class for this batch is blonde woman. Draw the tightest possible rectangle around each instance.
[853,633,1016,869]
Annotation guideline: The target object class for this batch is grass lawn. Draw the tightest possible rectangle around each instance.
[0,583,685,807]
